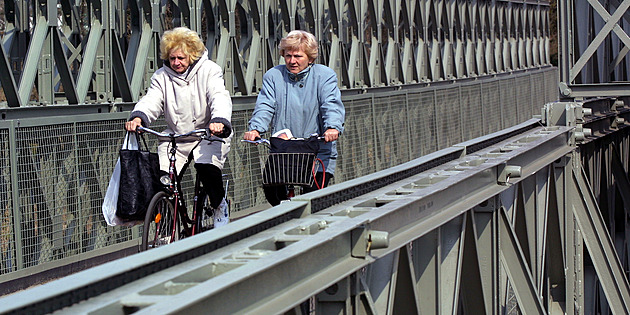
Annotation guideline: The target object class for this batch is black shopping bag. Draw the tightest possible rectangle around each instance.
[269,136,320,154]
[116,132,160,220]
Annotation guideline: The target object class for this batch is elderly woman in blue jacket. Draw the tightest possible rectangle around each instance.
[125,27,232,227]
[243,30,345,205]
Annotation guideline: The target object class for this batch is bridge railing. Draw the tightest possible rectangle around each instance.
[5,98,630,314]
[0,68,557,290]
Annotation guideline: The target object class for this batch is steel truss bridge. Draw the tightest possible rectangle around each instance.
[1,0,630,314]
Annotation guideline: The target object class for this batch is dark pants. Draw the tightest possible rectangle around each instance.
[263,172,333,206]
[195,163,225,209]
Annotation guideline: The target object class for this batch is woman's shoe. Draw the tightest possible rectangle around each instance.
[213,198,230,227]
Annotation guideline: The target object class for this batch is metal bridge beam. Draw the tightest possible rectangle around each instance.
[571,165,630,314]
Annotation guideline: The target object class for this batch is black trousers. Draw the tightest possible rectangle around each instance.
[263,172,333,206]
[195,163,225,209]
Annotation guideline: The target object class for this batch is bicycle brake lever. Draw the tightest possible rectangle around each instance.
[204,134,226,143]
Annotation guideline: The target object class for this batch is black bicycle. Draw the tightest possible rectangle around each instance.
[138,126,228,251]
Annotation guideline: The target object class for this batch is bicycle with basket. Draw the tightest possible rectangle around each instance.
[243,134,326,204]
[138,126,229,251]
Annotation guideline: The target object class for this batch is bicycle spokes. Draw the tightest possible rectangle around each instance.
[144,193,177,249]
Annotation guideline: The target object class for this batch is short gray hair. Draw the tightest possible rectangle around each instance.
[278,30,318,62]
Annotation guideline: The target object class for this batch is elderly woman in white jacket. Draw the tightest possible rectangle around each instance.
[125,27,232,227]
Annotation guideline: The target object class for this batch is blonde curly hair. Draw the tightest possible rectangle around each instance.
[160,27,205,62]
[279,30,318,62]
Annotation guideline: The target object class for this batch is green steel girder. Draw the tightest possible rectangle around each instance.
[78,20,103,102]
[499,207,546,314]
[19,16,47,105]
[0,39,20,107]
[572,164,630,314]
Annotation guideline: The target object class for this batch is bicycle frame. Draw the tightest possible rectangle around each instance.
[139,126,223,244]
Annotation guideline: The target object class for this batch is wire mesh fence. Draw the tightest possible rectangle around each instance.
[0,128,13,275]
[0,68,557,278]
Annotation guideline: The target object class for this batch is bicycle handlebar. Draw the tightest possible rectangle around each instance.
[241,134,324,146]
[241,138,271,145]
[137,126,225,143]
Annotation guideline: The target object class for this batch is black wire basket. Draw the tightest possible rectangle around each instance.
[262,152,317,186]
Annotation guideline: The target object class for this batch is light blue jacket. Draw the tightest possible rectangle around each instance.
[248,64,345,174]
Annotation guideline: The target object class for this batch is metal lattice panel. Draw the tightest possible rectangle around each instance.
[435,87,462,149]
[500,76,518,127]
[531,70,547,113]
[461,84,485,140]
[228,109,267,212]
[515,75,533,123]
[546,70,557,104]
[373,93,410,170]
[0,128,14,275]
[336,97,378,183]
[407,91,439,157]
[481,80,503,133]
[15,124,79,268]
[559,0,630,97]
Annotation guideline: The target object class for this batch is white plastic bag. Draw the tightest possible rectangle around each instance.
[102,133,141,226]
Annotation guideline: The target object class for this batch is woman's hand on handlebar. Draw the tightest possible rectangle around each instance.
[125,118,143,132]
[208,122,224,136]
[323,128,339,142]
[243,130,261,141]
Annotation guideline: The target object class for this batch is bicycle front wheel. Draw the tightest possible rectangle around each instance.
[141,191,178,251]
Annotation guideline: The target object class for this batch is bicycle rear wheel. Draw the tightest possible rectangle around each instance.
[141,191,178,251]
